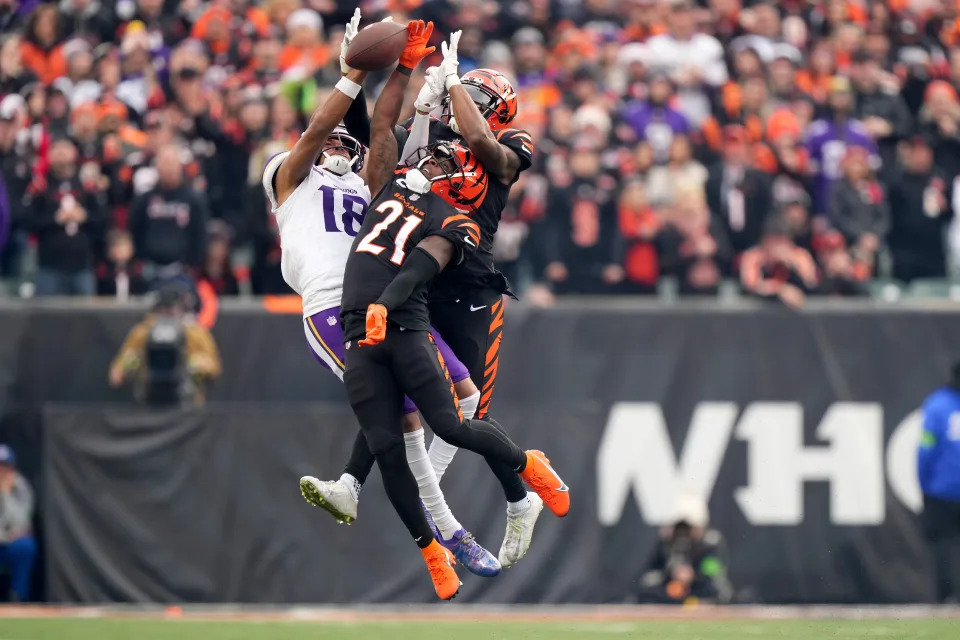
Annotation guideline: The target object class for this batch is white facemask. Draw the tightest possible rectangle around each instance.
[320,151,353,176]
[403,167,433,194]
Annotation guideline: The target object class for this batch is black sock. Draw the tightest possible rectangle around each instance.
[482,417,528,502]
[375,441,434,548]
[437,417,526,470]
[343,431,376,485]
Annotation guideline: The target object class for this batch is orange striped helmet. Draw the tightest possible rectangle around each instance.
[416,142,489,210]
[442,68,518,132]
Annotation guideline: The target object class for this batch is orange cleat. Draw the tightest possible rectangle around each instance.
[519,450,570,517]
[421,540,461,600]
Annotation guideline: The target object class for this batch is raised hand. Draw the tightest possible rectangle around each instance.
[415,66,446,114]
[340,8,362,74]
[438,31,461,90]
[399,20,435,70]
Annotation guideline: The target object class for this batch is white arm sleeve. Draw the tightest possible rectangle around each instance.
[400,109,437,164]
[261,151,291,211]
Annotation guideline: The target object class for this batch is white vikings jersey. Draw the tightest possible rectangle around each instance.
[262,152,371,317]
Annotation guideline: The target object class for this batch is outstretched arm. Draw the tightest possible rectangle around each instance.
[375,236,453,310]
[273,68,367,205]
[367,20,435,196]
[439,32,520,185]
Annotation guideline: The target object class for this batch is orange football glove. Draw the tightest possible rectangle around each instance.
[358,304,388,347]
[398,20,435,69]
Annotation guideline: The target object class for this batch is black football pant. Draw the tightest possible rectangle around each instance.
[343,328,526,545]
[428,290,527,503]
[921,494,960,602]
[343,289,527,505]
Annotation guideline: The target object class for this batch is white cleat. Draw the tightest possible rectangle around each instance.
[299,476,358,525]
[498,492,544,568]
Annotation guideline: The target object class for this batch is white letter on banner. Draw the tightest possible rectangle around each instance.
[735,403,884,525]
[886,409,923,513]
[597,402,737,526]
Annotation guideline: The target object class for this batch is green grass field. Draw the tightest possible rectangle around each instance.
[0,619,957,640]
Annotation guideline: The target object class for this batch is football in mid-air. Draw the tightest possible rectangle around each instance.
[345,21,408,71]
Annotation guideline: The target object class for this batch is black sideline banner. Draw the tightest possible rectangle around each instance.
[2,302,958,603]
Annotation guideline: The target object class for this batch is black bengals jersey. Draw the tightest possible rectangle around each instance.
[340,174,482,341]
[396,119,535,300]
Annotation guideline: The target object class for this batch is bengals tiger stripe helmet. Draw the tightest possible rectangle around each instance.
[414,141,489,210]
[441,68,518,132]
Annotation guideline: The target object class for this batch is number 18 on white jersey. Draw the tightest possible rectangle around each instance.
[262,152,371,317]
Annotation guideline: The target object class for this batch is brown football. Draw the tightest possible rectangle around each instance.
[345,21,408,71]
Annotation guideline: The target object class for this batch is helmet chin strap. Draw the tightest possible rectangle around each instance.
[320,150,356,176]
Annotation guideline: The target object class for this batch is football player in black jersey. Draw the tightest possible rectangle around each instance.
[341,40,569,600]
[318,32,542,568]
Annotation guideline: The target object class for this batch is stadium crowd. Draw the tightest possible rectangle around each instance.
[1,0,960,306]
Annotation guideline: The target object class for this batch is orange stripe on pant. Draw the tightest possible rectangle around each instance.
[477,300,504,419]
[429,334,464,422]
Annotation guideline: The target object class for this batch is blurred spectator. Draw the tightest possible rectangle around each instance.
[657,182,730,295]
[763,109,811,209]
[645,0,727,126]
[705,126,773,256]
[804,76,878,215]
[19,3,66,85]
[97,228,147,298]
[619,72,689,165]
[638,493,731,605]
[109,285,221,405]
[918,360,960,603]
[544,145,623,294]
[61,0,116,46]
[814,231,869,297]
[0,94,29,277]
[828,145,889,271]
[887,137,952,282]
[198,219,238,296]
[645,135,707,208]
[779,195,814,252]
[279,9,327,74]
[25,137,106,296]
[918,81,960,179]
[0,445,35,603]
[767,46,810,113]
[129,143,207,285]
[618,178,660,293]
[850,50,912,175]
[740,216,819,309]
[0,34,37,95]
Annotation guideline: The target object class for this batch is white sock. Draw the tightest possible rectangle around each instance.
[428,390,478,481]
[339,473,361,502]
[507,494,532,515]
[428,438,459,483]
[404,429,461,540]
[459,390,480,420]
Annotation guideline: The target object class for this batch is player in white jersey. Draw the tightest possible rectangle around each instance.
[261,12,500,577]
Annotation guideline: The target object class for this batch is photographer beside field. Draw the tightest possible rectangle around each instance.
[918,360,960,603]
[108,286,221,405]
[638,493,732,605]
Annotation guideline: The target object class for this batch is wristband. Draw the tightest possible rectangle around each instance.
[397,64,414,76]
[444,73,460,91]
[335,76,362,100]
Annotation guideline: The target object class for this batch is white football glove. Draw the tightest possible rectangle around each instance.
[439,31,461,91]
[340,8,362,75]
[415,66,446,114]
